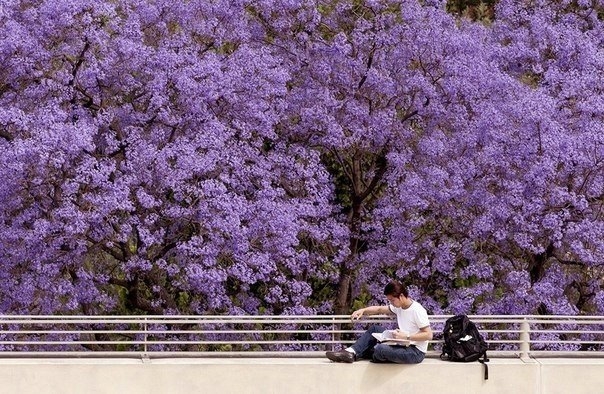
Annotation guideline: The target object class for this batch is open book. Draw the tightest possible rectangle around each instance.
[371,330,411,346]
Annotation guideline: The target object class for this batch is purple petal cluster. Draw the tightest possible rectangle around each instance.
[0,0,602,321]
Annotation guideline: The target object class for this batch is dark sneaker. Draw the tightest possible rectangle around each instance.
[326,350,355,363]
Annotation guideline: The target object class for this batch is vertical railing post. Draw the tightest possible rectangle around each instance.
[331,317,336,351]
[520,318,530,359]
[143,317,148,353]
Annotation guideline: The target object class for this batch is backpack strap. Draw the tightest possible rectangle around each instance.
[477,351,489,380]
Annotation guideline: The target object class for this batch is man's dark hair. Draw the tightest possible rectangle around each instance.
[383,280,409,298]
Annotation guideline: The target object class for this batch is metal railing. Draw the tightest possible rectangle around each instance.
[0,315,601,359]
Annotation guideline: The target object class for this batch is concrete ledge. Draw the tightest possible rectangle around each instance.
[0,357,602,394]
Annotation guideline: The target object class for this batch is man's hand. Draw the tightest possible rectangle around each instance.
[350,309,365,320]
[393,329,410,340]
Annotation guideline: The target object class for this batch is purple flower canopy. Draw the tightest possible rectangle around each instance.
[0,0,602,317]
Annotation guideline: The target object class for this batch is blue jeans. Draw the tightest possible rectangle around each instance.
[350,325,425,364]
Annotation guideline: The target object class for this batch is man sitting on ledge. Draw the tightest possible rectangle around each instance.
[326,280,433,364]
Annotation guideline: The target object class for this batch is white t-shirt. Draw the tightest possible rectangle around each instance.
[389,300,430,353]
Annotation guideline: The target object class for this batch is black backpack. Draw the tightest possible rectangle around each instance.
[440,314,490,379]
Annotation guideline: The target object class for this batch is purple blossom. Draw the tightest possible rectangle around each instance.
[0,0,601,322]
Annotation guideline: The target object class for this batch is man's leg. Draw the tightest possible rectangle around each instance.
[349,325,384,359]
[371,344,425,364]
[326,325,385,363]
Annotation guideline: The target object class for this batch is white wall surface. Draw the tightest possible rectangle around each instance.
[0,357,602,394]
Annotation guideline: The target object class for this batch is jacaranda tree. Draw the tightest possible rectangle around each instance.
[0,0,347,315]
[0,0,602,316]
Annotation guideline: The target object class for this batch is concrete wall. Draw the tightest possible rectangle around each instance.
[0,357,602,394]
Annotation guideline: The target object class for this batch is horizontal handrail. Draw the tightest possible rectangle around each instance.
[0,315,601,359]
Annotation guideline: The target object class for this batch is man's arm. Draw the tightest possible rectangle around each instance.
[351,305,393,320]
[392,325,433,341]
[407,325,433,341]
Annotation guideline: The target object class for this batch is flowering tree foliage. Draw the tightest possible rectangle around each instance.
[0,0,346,314]
[0,0,602,317]
[364,0,604,315]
